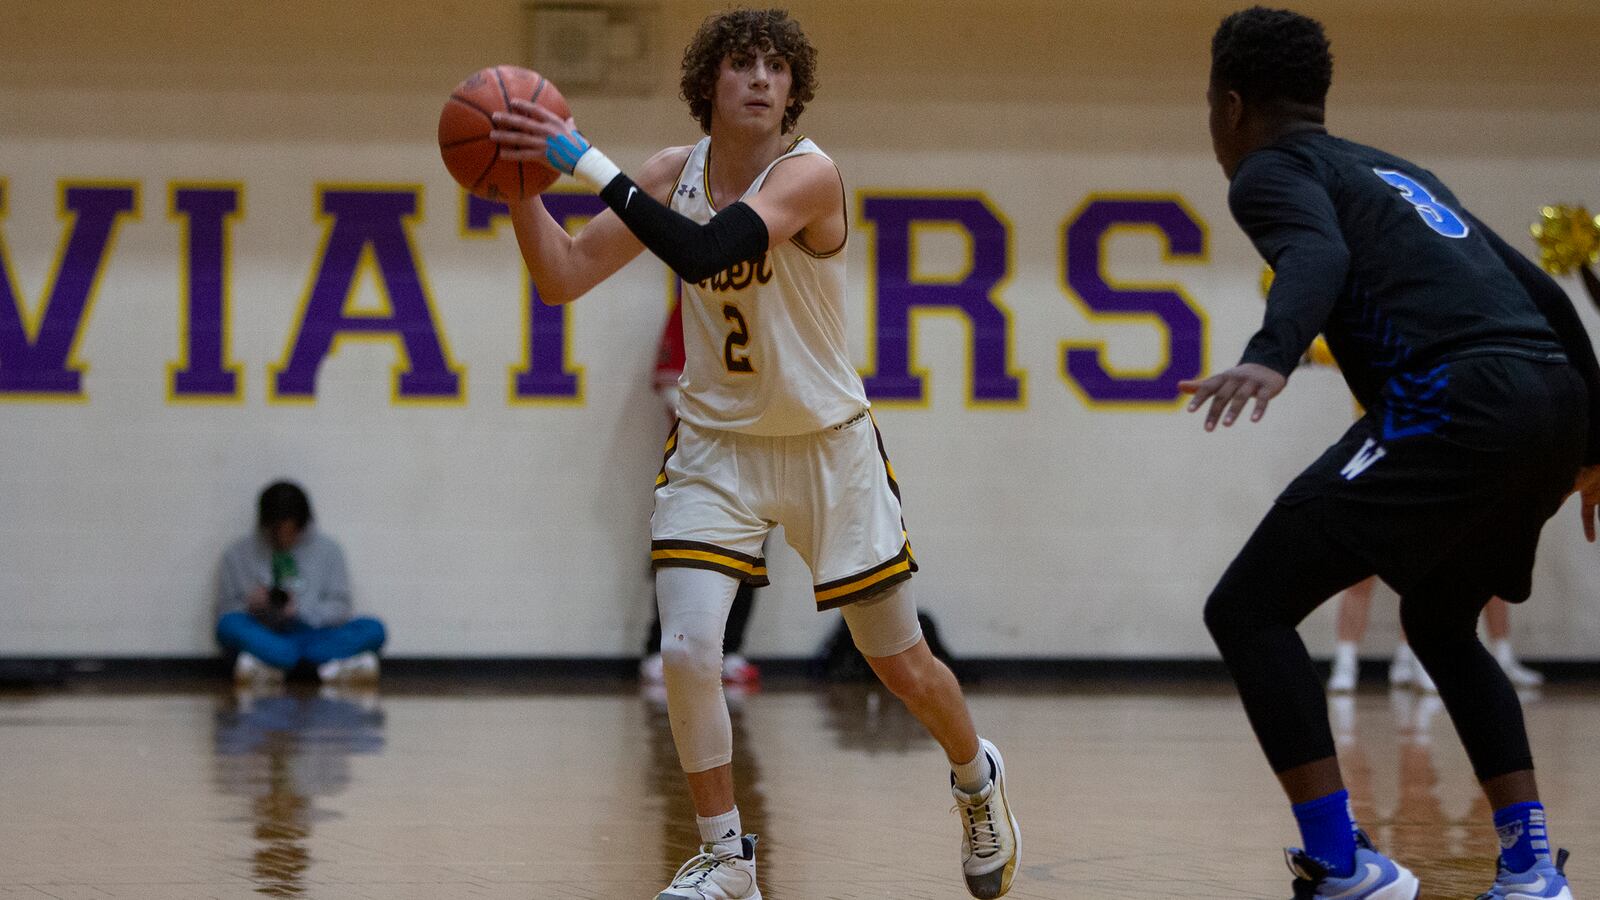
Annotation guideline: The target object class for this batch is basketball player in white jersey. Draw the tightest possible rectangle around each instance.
[489,8,1019,899]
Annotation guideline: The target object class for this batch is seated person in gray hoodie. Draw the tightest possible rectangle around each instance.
[217,481,385,683]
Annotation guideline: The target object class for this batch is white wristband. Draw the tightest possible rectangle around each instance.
[572,147,622,193]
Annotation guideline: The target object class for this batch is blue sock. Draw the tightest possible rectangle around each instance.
[1292,789,1358,878]
[1494,801,1550,873]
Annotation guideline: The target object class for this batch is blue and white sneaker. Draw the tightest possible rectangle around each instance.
[1477,849,1573,900]
[1286,830,1419,899]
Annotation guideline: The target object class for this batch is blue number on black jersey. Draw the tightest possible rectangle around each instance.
[1373,168,1470,239]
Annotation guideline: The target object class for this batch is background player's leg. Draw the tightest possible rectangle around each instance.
[723,581,754,657]
[720,580,759,685]
[1483,596,1544,686]
[1328,576,1374,691]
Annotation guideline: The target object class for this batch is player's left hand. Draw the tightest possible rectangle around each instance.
[1178,363,1287,431]
[1573,464,1600,542]
[491,101,588,173]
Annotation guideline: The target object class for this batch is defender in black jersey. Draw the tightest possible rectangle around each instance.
[1183,7,1600,899]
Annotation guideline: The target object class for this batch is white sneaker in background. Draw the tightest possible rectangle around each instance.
[721,653,760,686]
[343,651,379,684]
[317,657,344,682]
[234,651,283,685]
[1412,659,1438,694]
[318,651,379,684]
[1388,644,1418,688]
[640,652,665,684]
[1327,642,1359,692]
[1492,640,1545,687]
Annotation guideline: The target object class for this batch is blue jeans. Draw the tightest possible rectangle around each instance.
[216,612,386,670]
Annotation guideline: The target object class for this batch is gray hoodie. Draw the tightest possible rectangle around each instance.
[216,527,353,629]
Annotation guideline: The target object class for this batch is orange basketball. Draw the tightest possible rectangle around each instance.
[438,66,571,202]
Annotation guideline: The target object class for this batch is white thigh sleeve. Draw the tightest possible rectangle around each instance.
[655,566,741,773]
[839,580,923,659]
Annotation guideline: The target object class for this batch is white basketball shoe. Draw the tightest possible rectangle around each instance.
[952,737,1021,898]
[656,835,760,899]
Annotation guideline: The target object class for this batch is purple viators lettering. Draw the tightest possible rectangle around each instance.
[1063,198,1205,403]
[276,189,459,399]
[861,196,1020,403]
[0,184,138,397]
[171,187,241,398]
[467,192,603,400]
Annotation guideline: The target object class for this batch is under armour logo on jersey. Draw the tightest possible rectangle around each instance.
[1340,438,1387,481]
[677,184,699,199]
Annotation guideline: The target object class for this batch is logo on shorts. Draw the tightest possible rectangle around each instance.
[1340,438,1387,481]
[832,409,868,431]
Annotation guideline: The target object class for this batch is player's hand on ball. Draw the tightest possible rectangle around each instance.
[1573,464,1600,542]
[1178,363,1287,431]
[492,101,588,173]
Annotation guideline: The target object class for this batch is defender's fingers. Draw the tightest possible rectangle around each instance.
[1221,381,1256,427]
[1183,378,1219,412]
[1204,381,1238,431]
[1250,392,1273,422]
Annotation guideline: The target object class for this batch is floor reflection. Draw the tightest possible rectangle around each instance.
[1333,688,1530,900]
[640,682,771,886]
[211,686,385,896]
[821,683,937,755]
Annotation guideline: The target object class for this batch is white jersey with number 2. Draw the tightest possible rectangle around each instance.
[668,135,869,436]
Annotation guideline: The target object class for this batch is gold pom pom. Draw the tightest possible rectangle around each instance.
[1306,337,1336,367]
[1530,205,1600,275]
[1259,264,1274,300]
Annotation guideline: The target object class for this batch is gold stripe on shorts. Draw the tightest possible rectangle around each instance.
[813,541,916,611]
[651,539,771,586]
[655,420,679,489]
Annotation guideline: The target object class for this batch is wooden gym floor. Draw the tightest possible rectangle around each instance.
[0,677,1594,899]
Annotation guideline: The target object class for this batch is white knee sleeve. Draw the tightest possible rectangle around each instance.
[840,580,924,659]
[655,566,741,773]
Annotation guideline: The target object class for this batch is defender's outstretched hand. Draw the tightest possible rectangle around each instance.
[491,100,587,173]
[1574,464,1600,542]
[1179,363,1287,431]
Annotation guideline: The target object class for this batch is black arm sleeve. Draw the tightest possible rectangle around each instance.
[1228,150,1352,378]
[1471,213,1600,463]
[597,173,769,283]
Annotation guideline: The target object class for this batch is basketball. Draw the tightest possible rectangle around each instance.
[438,65,571,202]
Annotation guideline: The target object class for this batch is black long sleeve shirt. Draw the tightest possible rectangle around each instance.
[1230,130,1600,461]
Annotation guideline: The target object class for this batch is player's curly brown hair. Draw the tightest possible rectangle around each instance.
[679,8,817,135]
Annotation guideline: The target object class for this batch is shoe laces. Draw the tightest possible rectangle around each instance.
[668,847,724,890]
[953,787,1002,859]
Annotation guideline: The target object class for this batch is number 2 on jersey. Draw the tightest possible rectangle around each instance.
[723,304,755,373]
[1372,168,1470,239]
